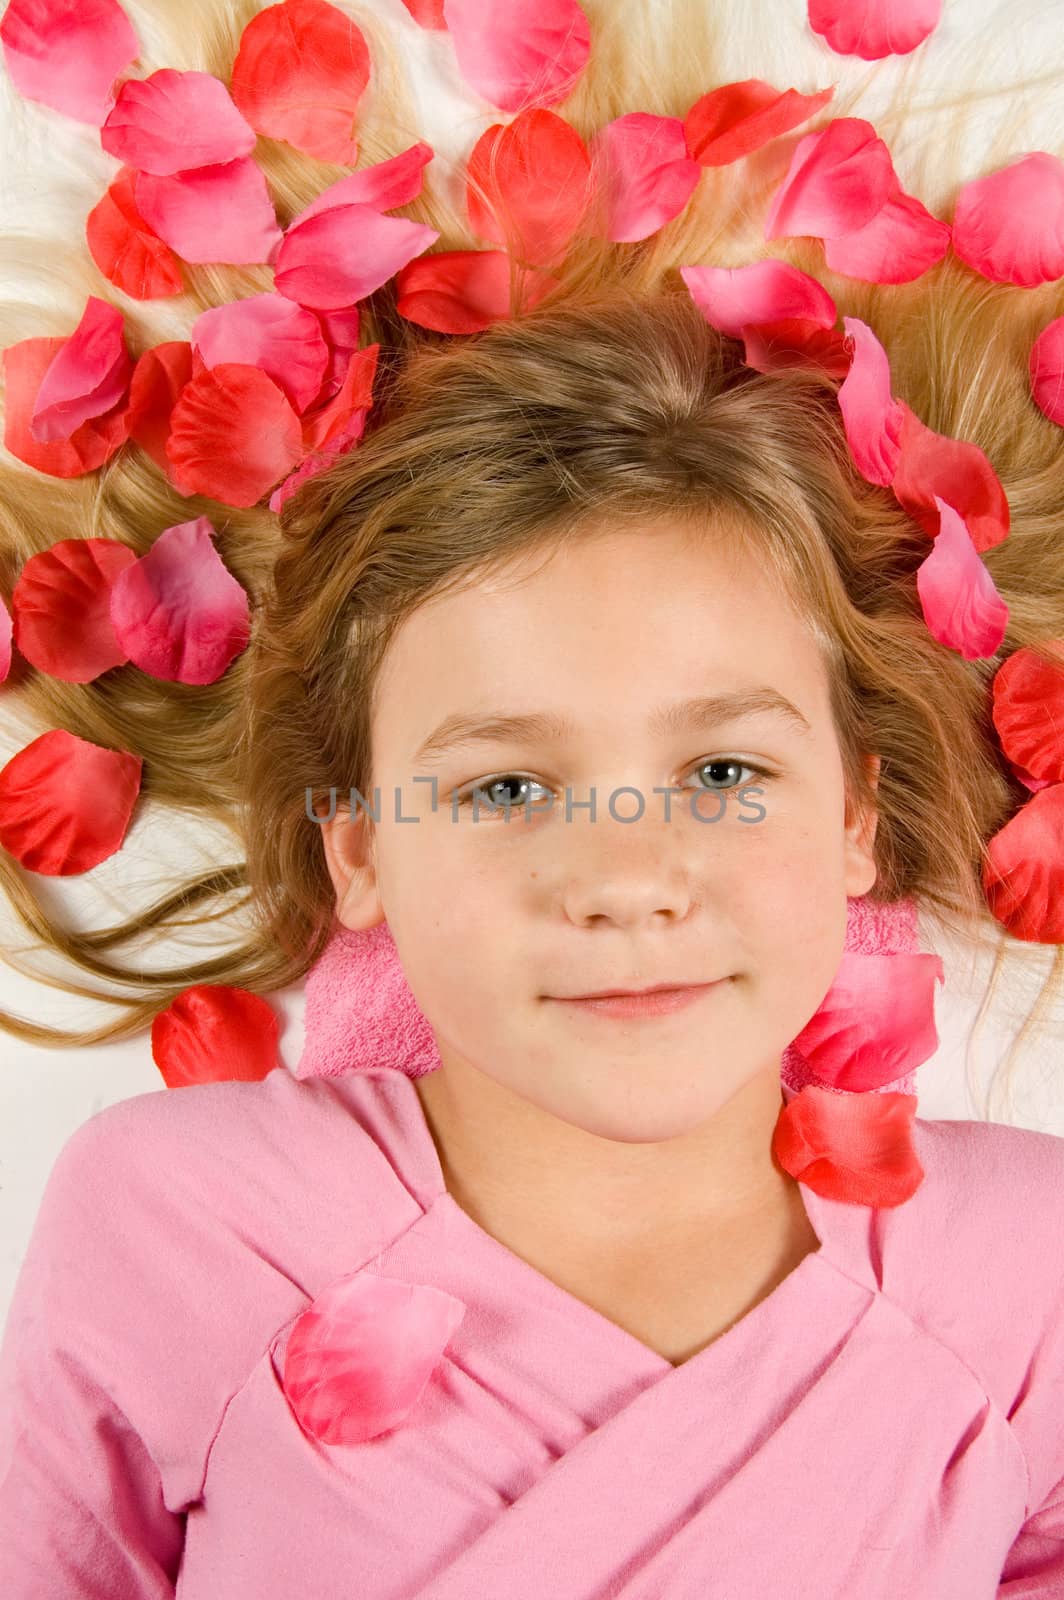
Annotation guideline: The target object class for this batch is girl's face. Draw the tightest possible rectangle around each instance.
[322,515,879,1145]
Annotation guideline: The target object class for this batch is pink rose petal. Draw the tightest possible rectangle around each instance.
[191,293,329,414]
[915,497,1009,661]
[294,141,434,225]
[134,158,282,266]
[2,335,132,477]
[586,113,701,243]
[823,180,950,282]
[443,0,591,113]
[836,316,906,486]
[30,296,132,444]
[0,597,13,683]
[679,259,837,340]
[952,153,1064,288]
[0,0,139,124]
[229,0,371,166]
[100,68,256,175]
[765,116,895,241]
[314,306,362,403]
[1030,314,1064,426]
[790,951,945,1091]
[891,401,1009,553]
[274,203,439,310]
[108,516,251,685]
[808,0,942,60]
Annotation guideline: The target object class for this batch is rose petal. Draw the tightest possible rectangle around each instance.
[85,166,185,299]
[836,316,906,486]
[0,0,139,124]
[291,141,434,225]
[823,180,950,282]
[991,643,1064,785]
[125,341,195,477]
[29,296,132,444]
[400,0,446,23]
[773,1085,923,1206]
[11,537,137,682]
[395,248,557,332]
[134,158,283,266]
[281,1270,466,1445]
[229,0,371,165]
[108,515,250,685]
[683,79,835,167]
[915,496,1009,661]
[742,318,853,378]
[300,343,378,453]
[1008,760,1055,796]
[952,153,1064,288]
[150,984,280,1087]
[466,109,592,267]
[808,0,942,60]
[679,259,837,339]
[983,784,1064,943]
[444,0,591,113]
[165,363,303,508]
[275,204,439,311]
[313,306,362,403]
[268,450,338,513]
[100,68,256,175]
[0,599,12,684]
[0,727,141,875]
[891,401,1009,552]
[191,293,329,414]
[765,117,896,241]
[585,114,700,243]
[2,336,132,478]
[1030,314,1064,427]
[789,950,944,1091]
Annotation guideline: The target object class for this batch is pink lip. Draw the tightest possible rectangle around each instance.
[550,981,727,1019]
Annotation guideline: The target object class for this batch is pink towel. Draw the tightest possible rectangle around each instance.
[295,895,922,1097]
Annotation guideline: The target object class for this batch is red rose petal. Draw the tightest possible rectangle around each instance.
[0,599,11,683]
[742,318,852,378]
[915,497,1009,661]
[789,950,944,1091]
[0,0,139,125]
[0,727,141,875]
[165,363,303,508]
[444,0,591,113]
[135,158,283,267]
[125,341,195,476]
[399,0,446,23]
[2,336,132,478]
[86,166,185,299]
[1030,315,1064,427]
[683,79,835,167]
[11,537,137,682]
[983,784,1064,943]
[991,644,1064,785]
[823,180,950,283]
[679,259,837,339]
[585,113,700,243]
[891,401,1009,552]
[952,153,1064,288]
[101,68,255,175]
[466,109,593,267]
[300,343,378,453]
[290,141,434,225]
[395,248,557,332]
[808,0,942,60]
[836,316,906,486]
[764,116,895,241]
[772,1084,923,1206]
[29,296,132,444]
[313,306,362,403]
[150,984,280,1087]
[191,293,329,414]
[229,0,371,165]
[274,204,439,311]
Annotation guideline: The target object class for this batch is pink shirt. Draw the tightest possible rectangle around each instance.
[2,1062,1064,1597]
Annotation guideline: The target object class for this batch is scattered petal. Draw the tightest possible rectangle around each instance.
[823,179,950,282]
[151,984,280,1087]
[0,599,11,683]
[808,0,942,60]
[683,79,834,167]
[915,496,1009,660]
[2,335,132,478]
[86,166,185,299]
[400,0,446,22]
[11,537,137,682]
[790,950,944,1091]
[836,316,905,486]
[281,1270,466,1445]
[764,116,895,241]
[191,293,329,414]
[230,0,371,165]
[466,109,592,267]
[314,306,362,403]
[952,153,1064,288]
[290,141,434,224]
[444,0,591,113]
[679,259,837,339]
[126,341,195,476]
[29,296,132,444]
[300,342,378,453]
[135,158,283,266]
[983,784,1064,943]
[395,248,556,332]
[773,1085,923,1206]
[991,643,1064,785]
[0,0,139,124]
[275,204,439,310]
[0,727,141,875]
[166,363,303,508]
[584,113,700,242]
[100,68,255,174]
[1030,314,1064,427]
[742,318,852,377]
[891,401,1009,552]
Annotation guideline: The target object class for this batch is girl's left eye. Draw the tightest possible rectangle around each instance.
[452,759,774,812]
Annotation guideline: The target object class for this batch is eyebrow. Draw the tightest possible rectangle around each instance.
[412,687,813,766]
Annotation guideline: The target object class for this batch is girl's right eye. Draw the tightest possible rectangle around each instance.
[453,776,550,813]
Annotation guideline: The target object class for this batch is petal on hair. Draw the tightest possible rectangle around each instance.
[683,79,835,167]
[0,0,139,124]
[151,984,280,1087]
[952,153,1064,288]
[191,293,329,415]
[29,296,132,444]
[126,340,195,476]
[0,728,141,875]
[134,158,283,267]
[268,450,336,513]
[2,336,132,478]
[466,109,592,267]
[823,181,950,282]
[314,306,362,403]
[86,166,185,299]
[915,496,1009,661]
[836,316,905,486]
[789,951,944,1092]
[807,0,942,59]
[741,318,852,378]
[100,69,256,175]
[281,1270,466,1445]
[679,259,837,339]
[585,114,700,242]
[395,248,557,332]
[293,142,434,225]
[1008,761,1055,795]
[108,515,251,684]
[165,363,303,508]
[1030,314,1064,427]
[983,783,1064,943]
[11,537,137,682]
[891,402,1009,552]
[772,1085,923,1206]
[400,0,446,23]
[229,0,371,165]
[764,117,895,241]
[300,342,378,453]
[444,0,591,113]
[0,598,11,683]
[991,644,1064,786]
[275,204,439,311]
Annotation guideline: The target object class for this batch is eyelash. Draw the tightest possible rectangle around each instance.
[452,757,777,811]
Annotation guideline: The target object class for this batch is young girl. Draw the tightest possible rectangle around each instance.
[2,0,1064,1593]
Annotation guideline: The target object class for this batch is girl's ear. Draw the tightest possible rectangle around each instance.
[319,805,387,932]
[843,752,881,897]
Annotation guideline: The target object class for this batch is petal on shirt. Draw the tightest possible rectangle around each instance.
[1030,315,1064,426]
[983,784,1064,943]
[991,645,1064,787]
[134,158,283,267]
[150,983,281,1086]
[86,166,185,300]
[444,0,591,113]
[683,79,834,167]
[822,181,950,283]
[281,1271,467,1445]
[0,727,141,875]
[765,117,895,241]
[11,537,137,682]
[230,0,372,166]
[29,296,133,445]
[466,109,593,268]
[836,316,906,486]
[891,402,1009,553]
[952,153,1064,288]
[191,293,330,415]
[773,1085,924,1207]
[807,0,942,60]
[274,203,440,310]
[2,335,132,478]
[108,515,251,685]
[789,950,945,1092]
[914,496,1009,661]
[585,114,701,243]
[0,0,139,125]
[680,259,837,339]
[165,362,304,507]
